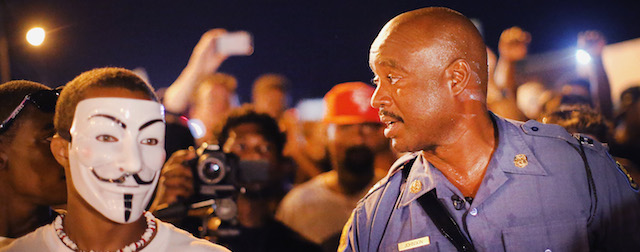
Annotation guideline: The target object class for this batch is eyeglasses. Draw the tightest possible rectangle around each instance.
[0,87,62,134]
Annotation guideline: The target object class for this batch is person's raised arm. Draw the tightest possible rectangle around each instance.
[494,26,531,99]
[578,30,613,120]
[163,29,229,114]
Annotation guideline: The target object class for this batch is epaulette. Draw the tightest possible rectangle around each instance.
[521,120,609,154]
[521,120,577,143]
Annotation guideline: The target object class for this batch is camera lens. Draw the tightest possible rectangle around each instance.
[197,155,227,184]
[203,163,222,180]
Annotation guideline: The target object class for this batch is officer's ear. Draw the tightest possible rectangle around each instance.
[50,134,70,167]
[445,59,471,96]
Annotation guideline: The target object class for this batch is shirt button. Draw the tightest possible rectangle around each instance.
[469,208,478,216]
[544,249,552,252]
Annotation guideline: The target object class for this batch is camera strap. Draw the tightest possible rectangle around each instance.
[416,189,476,252]
[401,157,476,252]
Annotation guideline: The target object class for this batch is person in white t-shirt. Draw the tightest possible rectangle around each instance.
[1,67,229,252]
[276,82,391,250]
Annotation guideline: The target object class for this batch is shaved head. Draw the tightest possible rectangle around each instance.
[371,7,488,93]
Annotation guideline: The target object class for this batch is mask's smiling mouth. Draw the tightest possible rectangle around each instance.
[89,167,155,185]
[90,167,127,183]
[117,184,140,188]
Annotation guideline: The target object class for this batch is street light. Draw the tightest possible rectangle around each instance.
[26,27,45,46]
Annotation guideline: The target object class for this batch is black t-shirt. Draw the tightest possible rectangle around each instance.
[216,219,322,252]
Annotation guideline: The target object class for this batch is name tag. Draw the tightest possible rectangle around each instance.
[398,236,430,251]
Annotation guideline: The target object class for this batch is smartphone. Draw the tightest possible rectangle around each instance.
[216,31,254,56]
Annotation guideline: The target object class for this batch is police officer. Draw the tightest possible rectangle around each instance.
[339,7,640,252]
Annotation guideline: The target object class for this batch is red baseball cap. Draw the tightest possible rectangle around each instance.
[323,82,380,125]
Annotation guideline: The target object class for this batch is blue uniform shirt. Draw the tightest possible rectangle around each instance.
[339,114,640,252]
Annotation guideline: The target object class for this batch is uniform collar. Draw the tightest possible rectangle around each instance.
[492,114,547,176]
[397,155,437,207]
[396,113,548,208]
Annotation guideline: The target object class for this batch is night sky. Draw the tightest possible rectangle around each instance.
[3,0,640,105]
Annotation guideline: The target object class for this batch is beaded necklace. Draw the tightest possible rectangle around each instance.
[54,211,157,252]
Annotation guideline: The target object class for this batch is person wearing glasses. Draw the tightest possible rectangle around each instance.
[2,67,229,251]
[0,81,66,246]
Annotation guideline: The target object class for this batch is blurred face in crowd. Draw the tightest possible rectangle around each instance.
[221,121,284,228]
[224,123,278,163]
[223,122,282,186]
[191,83,234,144]
[194,84,233,117]
[254,89,286,119]
[517,82,547,119]
[328,123,377,174]
[3,105,67,205]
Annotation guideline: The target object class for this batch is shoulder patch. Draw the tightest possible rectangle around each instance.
[616,161,639,192]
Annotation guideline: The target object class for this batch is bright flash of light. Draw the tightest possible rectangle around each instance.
[576,49,592,65]
[26,27,45,46]
[187,118,206,139]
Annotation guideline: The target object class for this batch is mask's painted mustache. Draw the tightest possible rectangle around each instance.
[379,110,404,123]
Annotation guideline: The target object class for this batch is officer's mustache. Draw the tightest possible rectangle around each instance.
[379,110,404,123]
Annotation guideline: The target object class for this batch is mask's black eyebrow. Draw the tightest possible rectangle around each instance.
[139,119,163,130]
[89,114,126,129]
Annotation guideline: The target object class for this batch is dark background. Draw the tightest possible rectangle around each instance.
[3,0,639,105]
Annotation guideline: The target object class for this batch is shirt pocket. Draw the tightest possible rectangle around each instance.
[502,218,588,252]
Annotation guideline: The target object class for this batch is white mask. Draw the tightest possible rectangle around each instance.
[68,97,166,224]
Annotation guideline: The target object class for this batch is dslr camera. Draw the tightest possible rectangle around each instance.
[186,142,269,199]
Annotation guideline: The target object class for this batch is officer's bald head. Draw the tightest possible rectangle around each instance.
[370,7,488,95]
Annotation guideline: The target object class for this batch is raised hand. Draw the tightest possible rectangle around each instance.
[578,30,606,57]
[498,26,531,62]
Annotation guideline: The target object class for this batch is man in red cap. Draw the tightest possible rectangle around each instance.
[276,82,393,251]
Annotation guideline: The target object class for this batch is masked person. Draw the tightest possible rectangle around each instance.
[2,67,229,252]
[0,81,66,246]
[276,82,390,251]
[339,7,640,252]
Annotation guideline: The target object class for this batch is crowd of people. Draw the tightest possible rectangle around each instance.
[1,6,639,252]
